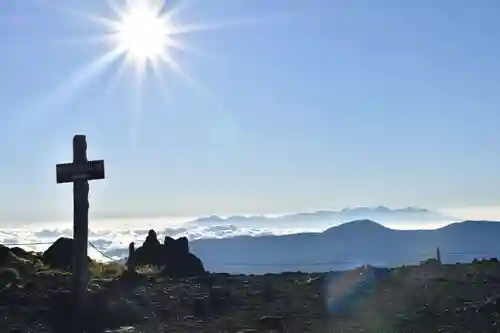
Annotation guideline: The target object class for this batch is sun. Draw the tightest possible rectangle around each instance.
[111,1,173,63]
[18,0,286,144]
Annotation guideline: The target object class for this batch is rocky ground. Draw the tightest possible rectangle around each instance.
[2,246,500,332]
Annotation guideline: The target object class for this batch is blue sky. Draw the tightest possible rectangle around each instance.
[0,0,499,222]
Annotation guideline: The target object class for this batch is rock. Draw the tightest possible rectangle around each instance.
[9,247,29,258]
[176,236,189,254]
[104,328,137,333]
[164,236,174,245]
[160,252,206,278]
[42,237,92,269]
[258,316,286,331]
[133,230,163,266]
[126,242,136,272]
[143,230,160,247]
[134,234,206,277]
[0,245,10,265]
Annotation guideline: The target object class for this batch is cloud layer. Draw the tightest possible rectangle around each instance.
[0,219,317,262]
[0,210,453,264]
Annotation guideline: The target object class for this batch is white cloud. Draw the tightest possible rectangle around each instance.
[0,219,298,262]
[0,215,460,263]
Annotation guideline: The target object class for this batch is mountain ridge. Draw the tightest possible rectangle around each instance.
[188,219,500,274]
[189,206,454,227]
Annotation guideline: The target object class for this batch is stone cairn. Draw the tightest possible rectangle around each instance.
[127,229,206,277]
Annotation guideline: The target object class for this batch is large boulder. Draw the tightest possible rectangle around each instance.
[42,237,92,269]
[0,245,10,265]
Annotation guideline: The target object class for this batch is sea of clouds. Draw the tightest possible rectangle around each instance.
[0,217,330,262]
[2,206,482,264]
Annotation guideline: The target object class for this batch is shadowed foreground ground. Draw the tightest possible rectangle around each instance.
[1,250,500,332]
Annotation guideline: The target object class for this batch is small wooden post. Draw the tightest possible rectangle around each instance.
[56,135,105,319]
[436,247,442,264]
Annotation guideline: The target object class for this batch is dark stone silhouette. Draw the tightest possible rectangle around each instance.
[176,236,189,253]
[0,245,10,265]
[126,242,136,272]
[133,230,205,277]
[42,237,92,269]
[160,251,205,277]
[9,247,29,258]
[144,229,160,247]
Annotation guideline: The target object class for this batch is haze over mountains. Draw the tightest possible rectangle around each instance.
[189,205,455,229]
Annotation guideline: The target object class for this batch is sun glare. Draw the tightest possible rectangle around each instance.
[113,2,172,62]
[23,0,282,139]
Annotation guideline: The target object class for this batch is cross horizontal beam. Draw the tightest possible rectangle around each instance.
[56,159,105,184]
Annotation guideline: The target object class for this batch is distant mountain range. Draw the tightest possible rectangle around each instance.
[189,219,500,274]
[189,206,455,228]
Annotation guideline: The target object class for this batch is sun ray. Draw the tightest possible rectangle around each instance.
[163,38,216,61]
[21,0,303,143]
[46,34,115,47]
[99,56,129,104]
[128,58,147,149]
[148,57,177,114]
[160,0,197,21]
[35,0,298,84]
[165,13,297,36]
[105,0,126,18]
[155,52,221,110]
[6,46,126,138]
[34,0,121,31]
[77,12,121,31]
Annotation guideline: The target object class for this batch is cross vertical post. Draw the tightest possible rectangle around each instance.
[56,134,105,317]
[72,135,90,309]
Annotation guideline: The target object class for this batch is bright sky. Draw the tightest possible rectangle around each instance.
[0,0,499,223]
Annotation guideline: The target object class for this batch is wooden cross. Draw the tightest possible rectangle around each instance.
[56,135,105,312]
